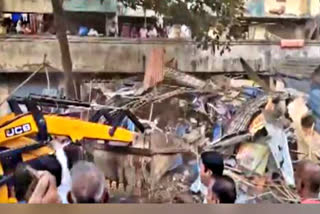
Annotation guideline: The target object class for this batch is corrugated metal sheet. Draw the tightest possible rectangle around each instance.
[274,57,320,79]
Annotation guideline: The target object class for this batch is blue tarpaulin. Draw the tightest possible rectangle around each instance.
[307,84,320,133]
[12,13,22,23]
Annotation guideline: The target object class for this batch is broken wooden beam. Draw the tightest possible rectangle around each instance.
[164,67,207,89]
[91,142,192,157]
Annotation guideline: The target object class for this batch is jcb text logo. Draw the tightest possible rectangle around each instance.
[5,123,31,138]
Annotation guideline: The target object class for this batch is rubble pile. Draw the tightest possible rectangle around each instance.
[77,62,315,204]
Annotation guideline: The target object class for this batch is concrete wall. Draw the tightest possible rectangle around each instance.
[1,36,320,74]
[1,0,52,13]
[310,0,320,16]
[1,0,116,13]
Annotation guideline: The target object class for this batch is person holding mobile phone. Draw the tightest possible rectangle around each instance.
[28,170,61,204]
[14,164,61,204]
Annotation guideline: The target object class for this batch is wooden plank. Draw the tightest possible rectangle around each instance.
[91,142,191,157]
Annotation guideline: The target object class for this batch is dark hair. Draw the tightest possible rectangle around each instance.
[295,160,320,194]
[29,155,62,186]
[14,163,34,201]
[309,178,320,194]
[14,155,62,201]
[211,175,236,203]
[308,170,320,194]
[301,114,314,129]
[75,196,97,204]
[201,151,224,176]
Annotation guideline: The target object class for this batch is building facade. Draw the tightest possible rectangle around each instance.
[0,0,319,103]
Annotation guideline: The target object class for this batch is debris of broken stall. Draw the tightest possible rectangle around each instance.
[78,56,300,203]
[203,59,298,203]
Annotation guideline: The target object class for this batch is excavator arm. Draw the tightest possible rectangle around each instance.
[0,113,136,146]
[0,95,143,203]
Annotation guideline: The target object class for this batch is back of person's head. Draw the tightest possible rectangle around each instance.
[295,160,320,198]
[201,151,224,176]
[69,161,107,203]
[211,175,236,204]
[295,160,313,174]
[308,172,320,195]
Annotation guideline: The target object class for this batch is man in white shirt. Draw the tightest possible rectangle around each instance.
[147,25,158,38]
[139,26,148,38]
[180,25,192,39]
[190,151,224,203]
[51,139,72,204]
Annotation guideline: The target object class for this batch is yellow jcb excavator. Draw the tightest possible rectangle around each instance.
[0,95,145,203]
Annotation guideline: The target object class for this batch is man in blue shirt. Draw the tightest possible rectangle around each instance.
[307,65,320,133]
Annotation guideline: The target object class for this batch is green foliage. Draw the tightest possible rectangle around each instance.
[120,0,245,54]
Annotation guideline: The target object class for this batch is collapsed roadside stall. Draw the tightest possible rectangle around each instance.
[5,52,313,203]
[74,56,307,203]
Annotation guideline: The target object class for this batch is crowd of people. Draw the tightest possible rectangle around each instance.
[111,23,191,39]
[1,13,55,35]
[190,151,236,204]
[16,150,235,204]
[12,140,320,204]
[0,13,192,39]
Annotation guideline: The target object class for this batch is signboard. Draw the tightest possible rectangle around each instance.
[236,142,269,176]
[63,0,117,13]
